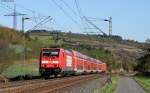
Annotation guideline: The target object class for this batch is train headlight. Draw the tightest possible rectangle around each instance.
[52,61,59,63]
[42,61,48,63]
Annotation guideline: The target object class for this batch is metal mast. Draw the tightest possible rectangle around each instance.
[13,4,16,29]
[104,17,112,36]
[4,3,25,30]
[108,17,112,36]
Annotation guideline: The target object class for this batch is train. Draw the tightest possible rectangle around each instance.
[39,48,107,77]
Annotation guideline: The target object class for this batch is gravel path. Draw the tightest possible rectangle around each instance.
[115,77,147,93]
[52,76,107,93]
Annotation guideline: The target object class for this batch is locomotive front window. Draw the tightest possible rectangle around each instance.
[42,49,60,57]
[42,52,50,57]
[50,50,59,56]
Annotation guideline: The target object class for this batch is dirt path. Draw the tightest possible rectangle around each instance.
[115,77,147,93]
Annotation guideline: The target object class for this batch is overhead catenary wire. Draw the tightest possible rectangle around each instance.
[1,0,90,33]
[50,0,81,27]
[0,2,15,13]
[74,0,82,16]
[87,17,106,21]
[74,0,90,33]
[0,2,56,31]
[14,3,46,19]
[28,16,52,31]
[60,0,78,17]
[51,19,69,32]
[0,2,14,10]
[29,16,51,30]
[0,4,12,12]
[57,0,86,32]
[15,3,49,24]
[1,2,47,23]
[83,16,107,35]
[33,17,53,30]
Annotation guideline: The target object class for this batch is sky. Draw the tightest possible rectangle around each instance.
[0,0,150,42]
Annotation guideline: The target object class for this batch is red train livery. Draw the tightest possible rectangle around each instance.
[39,48,107,76]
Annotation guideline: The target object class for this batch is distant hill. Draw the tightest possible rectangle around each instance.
[28,29,149,71]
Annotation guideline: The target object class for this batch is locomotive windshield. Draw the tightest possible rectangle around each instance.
[42,49,60,57]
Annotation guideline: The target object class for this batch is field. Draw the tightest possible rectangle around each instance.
[134,76,150,93]
[94,75,119,93]
[2,59,39,78]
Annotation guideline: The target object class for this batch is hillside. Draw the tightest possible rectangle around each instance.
[0,27,24,74]
[0,27,149,77]
[28,30,148,71]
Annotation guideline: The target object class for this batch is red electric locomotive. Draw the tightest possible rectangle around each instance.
[39,48,107,76]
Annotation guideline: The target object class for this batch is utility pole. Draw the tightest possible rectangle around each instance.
[22,16,30,78]
[22,17,30,32]
[4,3,25,30]
[108,17,112,36]
[104,17,112,36]
[13,3,16,30]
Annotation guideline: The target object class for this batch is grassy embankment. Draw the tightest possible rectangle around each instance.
[134,76,150,93]
[0,27,51,78]
[2,59,39,78]
[94,75,119,93]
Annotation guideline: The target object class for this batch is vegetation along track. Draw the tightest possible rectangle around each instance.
[0,74,104,93]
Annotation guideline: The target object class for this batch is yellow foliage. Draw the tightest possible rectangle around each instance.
[0,26,24,44]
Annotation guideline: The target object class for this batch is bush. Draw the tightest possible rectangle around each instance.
[0,40,15,74]
[135,48,150,75]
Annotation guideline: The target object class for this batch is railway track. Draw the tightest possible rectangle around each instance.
[0,79,46,89]
[0,75,68,89]
[0,74,103,93]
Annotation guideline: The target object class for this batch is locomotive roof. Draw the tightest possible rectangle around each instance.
[74,50,102,63]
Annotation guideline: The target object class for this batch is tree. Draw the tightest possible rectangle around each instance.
[145,39,150,44]
[0,40,15,74]
[135,48,150,75]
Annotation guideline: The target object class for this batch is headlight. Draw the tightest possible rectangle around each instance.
[42,61,48,63]
[52,61,59,63]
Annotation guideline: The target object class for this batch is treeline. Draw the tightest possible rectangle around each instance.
[28,30,142,48]
[134,48,150,76]
[0,27,24,73]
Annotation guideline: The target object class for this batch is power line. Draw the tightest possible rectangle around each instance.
[87,17,106,21]
[34,17,53,30]
[59,0,87,32]
[28,16,52,30]
[50,0,80,27]
[74,0,89,33]
[74,0,83,16]
[0,2,13,11]
[4,4,25,30]
[51,19,68,31]
[15,3,45,17]
[14,3,49,25]
[1,2,46,20]
[1,2,51,30]
[0,4,12,12]
[83,16,107,35]
[60,0,78,16]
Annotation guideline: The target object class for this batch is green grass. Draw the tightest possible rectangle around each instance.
[134,76,150,93]
[2,59,39,78]
[94,75,119,93]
